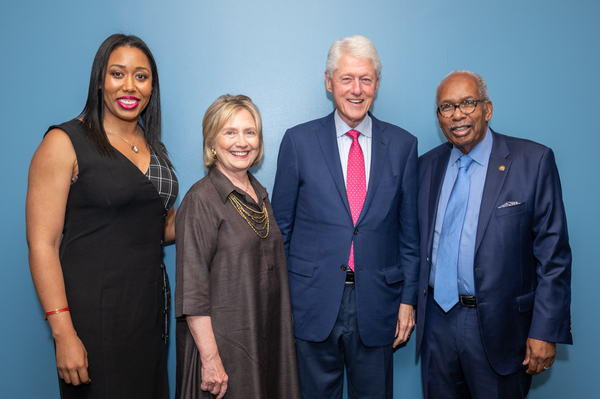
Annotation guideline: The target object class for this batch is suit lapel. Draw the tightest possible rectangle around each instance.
[316,113,351,216]
[357,115,389,225]
[475,130,511,253]
[427,145,451,256]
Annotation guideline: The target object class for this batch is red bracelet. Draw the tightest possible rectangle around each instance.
[44,307,70,321]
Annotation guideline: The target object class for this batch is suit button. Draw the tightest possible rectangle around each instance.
[341,265,347,271]
[353,228,359,235]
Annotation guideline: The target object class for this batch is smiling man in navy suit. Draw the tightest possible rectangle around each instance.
[416,70,572,399]
[272,35,419,399]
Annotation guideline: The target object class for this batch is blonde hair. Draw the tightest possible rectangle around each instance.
[202,94,264,170]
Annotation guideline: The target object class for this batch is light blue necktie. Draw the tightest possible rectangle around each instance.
[434,155,474,312]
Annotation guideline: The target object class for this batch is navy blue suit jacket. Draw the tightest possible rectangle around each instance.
[416,130,572,375]
[272,112,420,347]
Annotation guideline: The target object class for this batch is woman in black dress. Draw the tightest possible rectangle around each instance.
[26,34,177,398]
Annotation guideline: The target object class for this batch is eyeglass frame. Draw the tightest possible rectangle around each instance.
[437,99,488,118]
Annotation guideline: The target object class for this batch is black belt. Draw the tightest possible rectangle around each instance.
[429,287,477,308]
[459,295,477,308]
[345,270,355,284]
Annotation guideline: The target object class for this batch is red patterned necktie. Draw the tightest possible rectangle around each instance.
[346,129,366,271]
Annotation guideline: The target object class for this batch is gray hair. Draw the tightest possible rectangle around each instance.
[436,70,489,104]
[326,35,382,78]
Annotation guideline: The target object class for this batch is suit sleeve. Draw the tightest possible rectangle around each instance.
[529,147,572,344]
[271,129,300,258]
[398,136,421,305]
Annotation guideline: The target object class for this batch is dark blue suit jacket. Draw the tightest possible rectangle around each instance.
[416,130,572,375]
[272,112,420,347]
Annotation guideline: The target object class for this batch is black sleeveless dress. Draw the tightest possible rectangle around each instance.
[50,119,178,399]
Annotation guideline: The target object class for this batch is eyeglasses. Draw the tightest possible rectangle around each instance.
[437,99,487,118]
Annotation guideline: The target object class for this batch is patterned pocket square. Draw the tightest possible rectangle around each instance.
[498,201,521,208]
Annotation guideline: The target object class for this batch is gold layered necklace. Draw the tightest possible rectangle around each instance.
[219,167,269,238]
[228,192,269,239]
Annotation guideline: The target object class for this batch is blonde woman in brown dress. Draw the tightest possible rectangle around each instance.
[175,94,300,399]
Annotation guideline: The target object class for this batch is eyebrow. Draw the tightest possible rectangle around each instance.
[440,96,477,103]
[221,126,256,131]
[108,64,150,72]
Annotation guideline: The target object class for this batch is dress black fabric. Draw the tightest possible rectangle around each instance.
[50,119,177,399]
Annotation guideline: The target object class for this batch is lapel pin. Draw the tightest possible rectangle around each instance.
[499,165,506,171]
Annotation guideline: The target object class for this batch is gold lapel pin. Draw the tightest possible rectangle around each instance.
[499,165,506,171]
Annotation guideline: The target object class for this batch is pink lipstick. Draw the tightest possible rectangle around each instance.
[117,96,140,109]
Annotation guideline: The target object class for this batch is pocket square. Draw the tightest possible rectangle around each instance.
[498,201,521,208]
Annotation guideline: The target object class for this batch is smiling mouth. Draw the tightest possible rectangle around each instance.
[117,97,140,109]
[231,151,249,157]
[348,99,364,104]
[118,99,138,105]
[450,124,472,135]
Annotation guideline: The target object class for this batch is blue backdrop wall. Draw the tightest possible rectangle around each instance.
[1,1,598,397]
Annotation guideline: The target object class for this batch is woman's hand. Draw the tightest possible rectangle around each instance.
[187,315,229,398]
[53,323,91,385]
[200,353,228,398]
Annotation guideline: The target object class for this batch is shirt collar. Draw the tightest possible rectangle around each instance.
[208,166,268,204]
[450,127,493,168]
[334,110,372,138]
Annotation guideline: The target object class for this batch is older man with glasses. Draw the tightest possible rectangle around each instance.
[415,70,572,398]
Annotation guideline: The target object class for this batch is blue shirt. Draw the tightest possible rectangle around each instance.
[429,128,493,295]
[334,110,372,188]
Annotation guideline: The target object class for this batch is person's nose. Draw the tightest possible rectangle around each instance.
[122,74,135,92]
[235,133,248,147]
[451,105,466,120]
[350,78,362,95]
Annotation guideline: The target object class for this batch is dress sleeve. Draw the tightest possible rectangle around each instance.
[174,188,219,318]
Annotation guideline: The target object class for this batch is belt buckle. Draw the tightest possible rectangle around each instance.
[459,295,476,308]
[345,270,355,284]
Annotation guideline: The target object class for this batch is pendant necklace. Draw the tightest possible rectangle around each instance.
[234,175,250,192]
[106,123,140,153]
